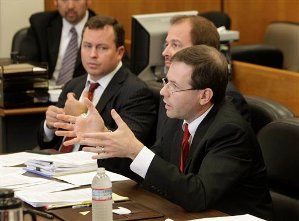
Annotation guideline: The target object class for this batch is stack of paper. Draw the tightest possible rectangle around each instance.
[15,187,129,208]
[24,151,97,178]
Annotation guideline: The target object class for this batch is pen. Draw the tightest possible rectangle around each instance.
[27,208,54,219]
[72,204,91,209]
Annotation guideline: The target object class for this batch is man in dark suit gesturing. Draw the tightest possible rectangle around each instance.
[20,0,95,86]
[55,45,272,220]
[37,15,157,151]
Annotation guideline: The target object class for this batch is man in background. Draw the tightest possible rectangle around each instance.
[139,15,251,138]
[37,15,157,151]
[20,0,95,87]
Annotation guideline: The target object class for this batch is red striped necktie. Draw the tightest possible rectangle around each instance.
[87,82,100,101]
[180,123,190,172]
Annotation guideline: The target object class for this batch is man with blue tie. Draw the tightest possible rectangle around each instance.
[20,0,95,87]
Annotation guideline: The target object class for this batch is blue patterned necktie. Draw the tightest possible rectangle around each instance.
[56,27,78,85]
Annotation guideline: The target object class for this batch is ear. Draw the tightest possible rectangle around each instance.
[198,88,213,105]
[117,46,125,58]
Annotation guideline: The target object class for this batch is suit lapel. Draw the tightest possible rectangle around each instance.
[96,66,127,113]
[47,16,62,77]
[184,102,223,172]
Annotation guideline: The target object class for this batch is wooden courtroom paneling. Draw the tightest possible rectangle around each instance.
[226,0,299,45]
[45,0,299,46]
[232,61,299,116]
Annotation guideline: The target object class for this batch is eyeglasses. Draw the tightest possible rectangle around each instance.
[162,78,197,94]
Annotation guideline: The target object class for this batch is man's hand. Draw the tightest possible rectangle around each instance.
[64,92,87,116]
[54,98,107,146]
[45,105,65,129]
[82,109,144,160]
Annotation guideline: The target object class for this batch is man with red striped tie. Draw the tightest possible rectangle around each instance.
[37,15,157,152]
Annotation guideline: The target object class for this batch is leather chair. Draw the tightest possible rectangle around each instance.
[231,44,283,69]
[257,118,299,221]
[232,21,299,71]
[264,21,299,72]
[199,11,231,29]
[11,27,28,63]
[244,95,294,134]
[11,27,28,54]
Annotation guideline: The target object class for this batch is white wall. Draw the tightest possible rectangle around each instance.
[0,0,44,58]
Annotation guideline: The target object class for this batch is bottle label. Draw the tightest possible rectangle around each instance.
[92,188,112,201]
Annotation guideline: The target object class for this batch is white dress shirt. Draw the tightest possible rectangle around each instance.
[130,105,213,178]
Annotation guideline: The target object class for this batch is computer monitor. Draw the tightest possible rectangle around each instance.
[130,11,198,81]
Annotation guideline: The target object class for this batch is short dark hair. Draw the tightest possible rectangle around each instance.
[172,45,228,104]
[170,15,220,50]
[82,15,125,48]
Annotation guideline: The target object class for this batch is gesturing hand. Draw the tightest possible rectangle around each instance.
[82,109,144,160]
[54,98,106,146]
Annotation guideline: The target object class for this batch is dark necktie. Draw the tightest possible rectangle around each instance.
[59,82,100,153]
[180,123,190,172]
[87,82,100,101]
[56,27,78,85]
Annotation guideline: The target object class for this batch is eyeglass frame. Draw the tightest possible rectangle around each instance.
[162,77,198,94]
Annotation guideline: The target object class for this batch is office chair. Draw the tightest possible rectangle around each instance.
[11,27,28,58]
[264,21,299,72]
[231,45,283,69]
[199,11,231,29]
[257,118,299,221]
[244,95,294,134]
[232,21,299,71]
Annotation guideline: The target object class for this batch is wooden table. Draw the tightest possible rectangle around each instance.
[25,180,226,221]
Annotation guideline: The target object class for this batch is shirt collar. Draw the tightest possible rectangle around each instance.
[86,61,122,90]
[183,105,214,138]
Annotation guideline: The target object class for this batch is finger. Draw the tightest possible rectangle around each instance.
[111,109,126,128]
[56,114,76,123]
[54,122,74,131]
[55,130,76,137]
[66,92,76,100]
[82,90,89,99]
[63,137,79,145]
[84,97,95,112]
[77,137,104,147]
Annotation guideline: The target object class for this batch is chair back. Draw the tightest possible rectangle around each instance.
[231,44,283,69]
[11,27,28,54]
[199,11,231,29]
[257,118,299,221]
[245,95,294,134]
[264,22,299,72]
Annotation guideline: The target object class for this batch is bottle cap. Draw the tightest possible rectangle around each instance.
[98,167,105,173]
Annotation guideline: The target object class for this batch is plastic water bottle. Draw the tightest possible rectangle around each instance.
[92,167,113,221]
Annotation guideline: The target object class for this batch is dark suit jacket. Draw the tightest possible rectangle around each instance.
[19,10,96,78]
[37,65,157,149]
[99,99,272,220]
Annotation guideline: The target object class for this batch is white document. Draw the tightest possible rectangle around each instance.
[16,187,91,208]
[55,170,130,186]
[14,180,77,192]
[189,214,265,221]
[0,152,43,167]
[0,166,26,175]
[0,173,49,188]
